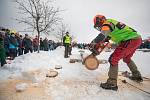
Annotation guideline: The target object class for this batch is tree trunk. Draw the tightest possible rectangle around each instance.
[36,18,40,53]
[37,31,40,53]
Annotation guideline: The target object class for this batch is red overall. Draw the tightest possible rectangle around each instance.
[109,37,142,66]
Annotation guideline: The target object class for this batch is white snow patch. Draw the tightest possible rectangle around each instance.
[0,47,150,100]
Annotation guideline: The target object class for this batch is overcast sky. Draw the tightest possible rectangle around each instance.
[0,0,150,42]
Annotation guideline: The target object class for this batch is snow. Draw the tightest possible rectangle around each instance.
[0,46,150,100]
[15,83,29,92]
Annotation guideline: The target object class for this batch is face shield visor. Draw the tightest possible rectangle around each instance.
[94,17,104,31]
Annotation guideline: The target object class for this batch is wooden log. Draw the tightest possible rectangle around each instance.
[69,59,76,63]
[84,56,99,70]
[55,65,62,69]
[46,70,58,78]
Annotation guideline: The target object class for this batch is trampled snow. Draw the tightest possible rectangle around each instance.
[0,46,150,100]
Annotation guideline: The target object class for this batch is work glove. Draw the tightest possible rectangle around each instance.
[104,36,111,42]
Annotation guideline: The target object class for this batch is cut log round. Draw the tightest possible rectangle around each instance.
[84,56,99,70]
[46,70,58,78]
[55,65,62,69]
[69,59,76,63]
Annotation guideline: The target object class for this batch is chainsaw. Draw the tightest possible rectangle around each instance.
[83,42,110,70]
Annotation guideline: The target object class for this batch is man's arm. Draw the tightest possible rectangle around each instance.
[63,36,66,45]
[92,26,111,43]
[90,26,112,55]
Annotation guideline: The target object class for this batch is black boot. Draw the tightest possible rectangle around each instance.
[100,82,118,91]
[100,65,118,91]
[129,76,143,82]
[127,60,143,82]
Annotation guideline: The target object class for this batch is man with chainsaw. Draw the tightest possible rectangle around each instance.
[89,14,143,90]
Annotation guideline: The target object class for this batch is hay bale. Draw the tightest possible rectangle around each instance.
[84,56,99,70]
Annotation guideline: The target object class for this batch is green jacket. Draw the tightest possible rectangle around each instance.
[63,35,71,44]
[106,19,140,44]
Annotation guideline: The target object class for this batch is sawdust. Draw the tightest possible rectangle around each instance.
[0,79,51,100]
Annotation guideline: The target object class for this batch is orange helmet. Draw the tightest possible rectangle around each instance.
[93,15,106,30]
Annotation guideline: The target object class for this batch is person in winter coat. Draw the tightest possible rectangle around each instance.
[9,33,18,60]
[17,35,24,55]
[63,32,71,58]
[22,34,33,54]
[0,31,6,67]
[40,38,44,50]
[49,40,54,51]
[33,35,39,52]
[89,14,143,90]
[4,31,10,57]
[43,37,49,51]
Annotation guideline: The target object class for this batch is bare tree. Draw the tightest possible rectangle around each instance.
[54,24,76,47]
[54,22,69,43]
[14,0,61,53]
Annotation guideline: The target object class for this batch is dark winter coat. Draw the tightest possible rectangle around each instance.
[17,37,23,48]
[40,39,44,50]
[0,37,6,66]
[4,33,10,53]
[43,39,49,51]
[22,37,33,48]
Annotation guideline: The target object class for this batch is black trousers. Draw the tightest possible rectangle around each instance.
[24,47,33,54]
[64,45,69,58]
[68,46,72,55]
[9,48,17,60]
[18,48,23,55]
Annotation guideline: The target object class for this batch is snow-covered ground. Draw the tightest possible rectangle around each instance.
[0,46,150,100]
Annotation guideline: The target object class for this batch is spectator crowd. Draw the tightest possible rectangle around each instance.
[0,27,60,67]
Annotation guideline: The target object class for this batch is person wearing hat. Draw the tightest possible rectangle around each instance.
[89,14,143,90]
[63,32,72,58]
[33,35,39,52]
